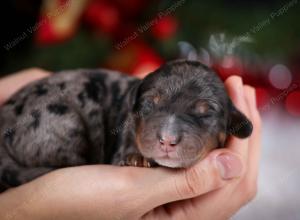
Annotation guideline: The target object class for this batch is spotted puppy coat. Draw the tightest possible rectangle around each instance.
[0,60,252,191]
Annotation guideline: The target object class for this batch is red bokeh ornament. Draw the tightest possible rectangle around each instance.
[84,0,120,35]
[151,16,178,40]
[285,91,300,117]
[106,41,163,76]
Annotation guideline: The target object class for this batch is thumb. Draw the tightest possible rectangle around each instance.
[151,150,244,205]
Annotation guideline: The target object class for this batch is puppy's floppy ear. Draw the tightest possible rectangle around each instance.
[126,80,142,110]
[227,101,253,138]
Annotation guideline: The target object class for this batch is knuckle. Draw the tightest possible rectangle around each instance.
[25,67,43,74]
[26,67,51,76]
[179,166,213,197]
[28,67,41,71]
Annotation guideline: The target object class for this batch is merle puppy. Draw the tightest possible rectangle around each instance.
[0,60,252,190]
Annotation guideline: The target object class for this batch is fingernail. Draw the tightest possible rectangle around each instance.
[216,153,243,180]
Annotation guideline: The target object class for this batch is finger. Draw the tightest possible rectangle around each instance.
[243,86,262,181]
[225,76,250,118]
[0,68,51,105]
[232,86,261,206]
[224,76,250,160]
[145,149,244,207]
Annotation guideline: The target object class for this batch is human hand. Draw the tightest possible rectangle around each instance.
[0,68,51,105]
[0,74,261,220]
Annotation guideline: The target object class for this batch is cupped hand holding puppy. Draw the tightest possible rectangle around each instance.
[0,69,261,220]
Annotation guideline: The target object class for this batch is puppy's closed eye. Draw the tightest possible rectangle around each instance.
[194,100,219,114]
[140,99,154,114]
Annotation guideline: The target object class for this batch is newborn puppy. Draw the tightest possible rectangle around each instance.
[116,60,253,168]
[0,60,252,190]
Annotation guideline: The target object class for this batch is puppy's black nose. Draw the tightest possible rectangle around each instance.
[157,131,182,152]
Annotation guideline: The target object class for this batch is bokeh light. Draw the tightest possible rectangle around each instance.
[269,64,292,89]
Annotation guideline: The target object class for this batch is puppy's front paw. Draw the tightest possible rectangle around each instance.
[119,154,156,168]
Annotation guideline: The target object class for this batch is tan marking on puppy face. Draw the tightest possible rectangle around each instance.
[135,120,146,154]
[218,132,227,147]
[153,95,160,104]
[195,101,209,114]
[200,137,219,157]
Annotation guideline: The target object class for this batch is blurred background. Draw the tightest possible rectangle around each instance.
[0,0,299,219]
